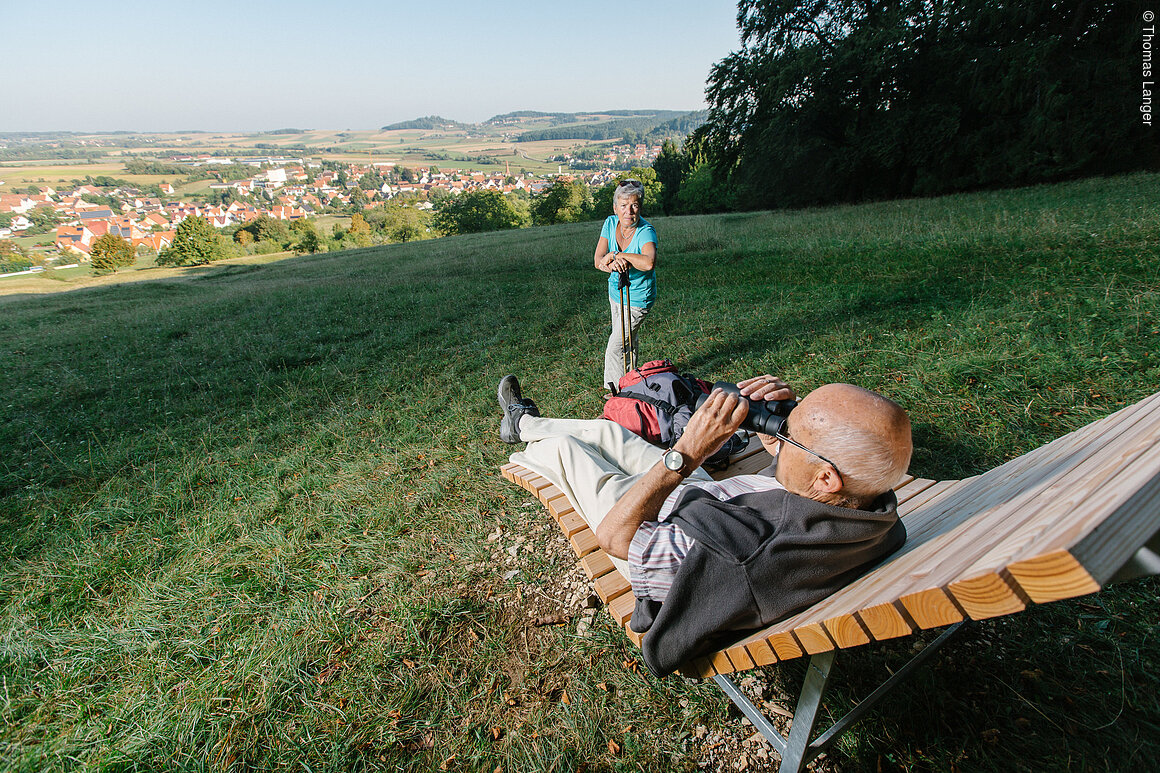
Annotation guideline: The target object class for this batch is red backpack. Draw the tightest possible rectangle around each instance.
[601,360,713,446]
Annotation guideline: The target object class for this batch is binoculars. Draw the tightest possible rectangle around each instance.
[694,381,797,436]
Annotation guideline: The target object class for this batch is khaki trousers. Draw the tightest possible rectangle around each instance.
[509,416,712,577]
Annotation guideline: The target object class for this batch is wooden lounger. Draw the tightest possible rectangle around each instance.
[499,391,1160,771]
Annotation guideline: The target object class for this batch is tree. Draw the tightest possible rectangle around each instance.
[697,0,1152,209]
[591,168,664,219]
[531,179,593,225]
[651,139,689,215]
[158,216,225,266]
[348,186,368,213]
[90,232,135,272]
[358,169,384,191]
[0,240,33,273]
[25,205,61,235]
[367,204,430,243]
[290,218,323,254]
[432,190,526,236]
[347,213,373,247]
[235,216,290,247]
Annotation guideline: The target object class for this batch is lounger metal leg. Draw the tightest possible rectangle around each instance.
[713,651,834,770]
[711,622,965,772]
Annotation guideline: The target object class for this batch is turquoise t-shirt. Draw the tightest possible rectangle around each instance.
[602,214,657,309]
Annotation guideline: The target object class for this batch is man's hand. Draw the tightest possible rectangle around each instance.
[737,375,797,457]
[737,374,796,403]
[672,389,749,468]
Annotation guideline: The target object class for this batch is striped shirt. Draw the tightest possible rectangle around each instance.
[627,473,785,602]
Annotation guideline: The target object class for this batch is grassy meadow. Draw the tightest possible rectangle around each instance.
[1,174,1158,771]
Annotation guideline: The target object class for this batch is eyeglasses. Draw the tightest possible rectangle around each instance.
[773,421,842,478]
[617,179,643,189]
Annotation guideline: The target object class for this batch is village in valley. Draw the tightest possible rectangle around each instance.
[0,119,676,275]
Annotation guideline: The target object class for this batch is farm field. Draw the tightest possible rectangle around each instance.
[1,173,1156,771]
[1,111,668,185]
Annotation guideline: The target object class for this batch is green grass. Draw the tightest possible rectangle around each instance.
[0,173,1158,771]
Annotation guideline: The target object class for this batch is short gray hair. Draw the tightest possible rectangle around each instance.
[613,178,644,206]
[812,423,911,502]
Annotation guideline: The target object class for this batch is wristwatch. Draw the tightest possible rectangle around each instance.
[663,449,693,477]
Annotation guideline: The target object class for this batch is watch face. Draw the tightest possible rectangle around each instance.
[664,450,684,472]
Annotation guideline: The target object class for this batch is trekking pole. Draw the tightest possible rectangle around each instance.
[618,269,635,375]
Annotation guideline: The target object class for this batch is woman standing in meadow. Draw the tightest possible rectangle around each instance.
[593,179,657,390]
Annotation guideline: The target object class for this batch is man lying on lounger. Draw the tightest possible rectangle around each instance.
[496,374,912,676]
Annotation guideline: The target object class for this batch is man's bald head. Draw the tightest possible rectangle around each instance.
[783,384,912,507]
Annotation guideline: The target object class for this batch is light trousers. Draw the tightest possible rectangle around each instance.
[509,415,713,577]
[604,297,649,389]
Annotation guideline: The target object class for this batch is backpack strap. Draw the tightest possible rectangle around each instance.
[620,391,681,419]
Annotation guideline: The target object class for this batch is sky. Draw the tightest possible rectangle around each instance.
[3,0,743,133]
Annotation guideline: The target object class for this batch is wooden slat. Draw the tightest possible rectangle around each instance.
[607,592,635,625]
[710,650,736,675]
[767,632,803,660]
[745,640,779,667]
[547,495,574,521]
[947,570,1029,620]
[893,477,938,506]
[1068,470,1160,583]
[523,475,554,498]
[569,528,599,557]
[822,614,870,648]
[558,511,587,538]
[792,624,834,655]
[1006,550,1101,602]
[898,587,965,629]
[855,602,915,641]
[898,479,961,518]
[537,483,564,505]
[1001,427,1160,596]
[681,657,716,679]
[593,571,632,603]
[581,551,616,580]
[725,644,756,672]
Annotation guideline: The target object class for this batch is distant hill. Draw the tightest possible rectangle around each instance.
[511,110,706,143]
[380,116,474,131]
[377,111,703,141]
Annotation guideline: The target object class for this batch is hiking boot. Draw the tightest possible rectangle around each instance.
[497,375,539,443]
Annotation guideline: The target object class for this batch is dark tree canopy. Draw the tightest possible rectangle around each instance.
[693,0,1156,209]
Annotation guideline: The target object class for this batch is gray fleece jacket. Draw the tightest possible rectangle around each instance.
[632,485,906,676]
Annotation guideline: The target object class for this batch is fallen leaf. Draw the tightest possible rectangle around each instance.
[607,740,620,755]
